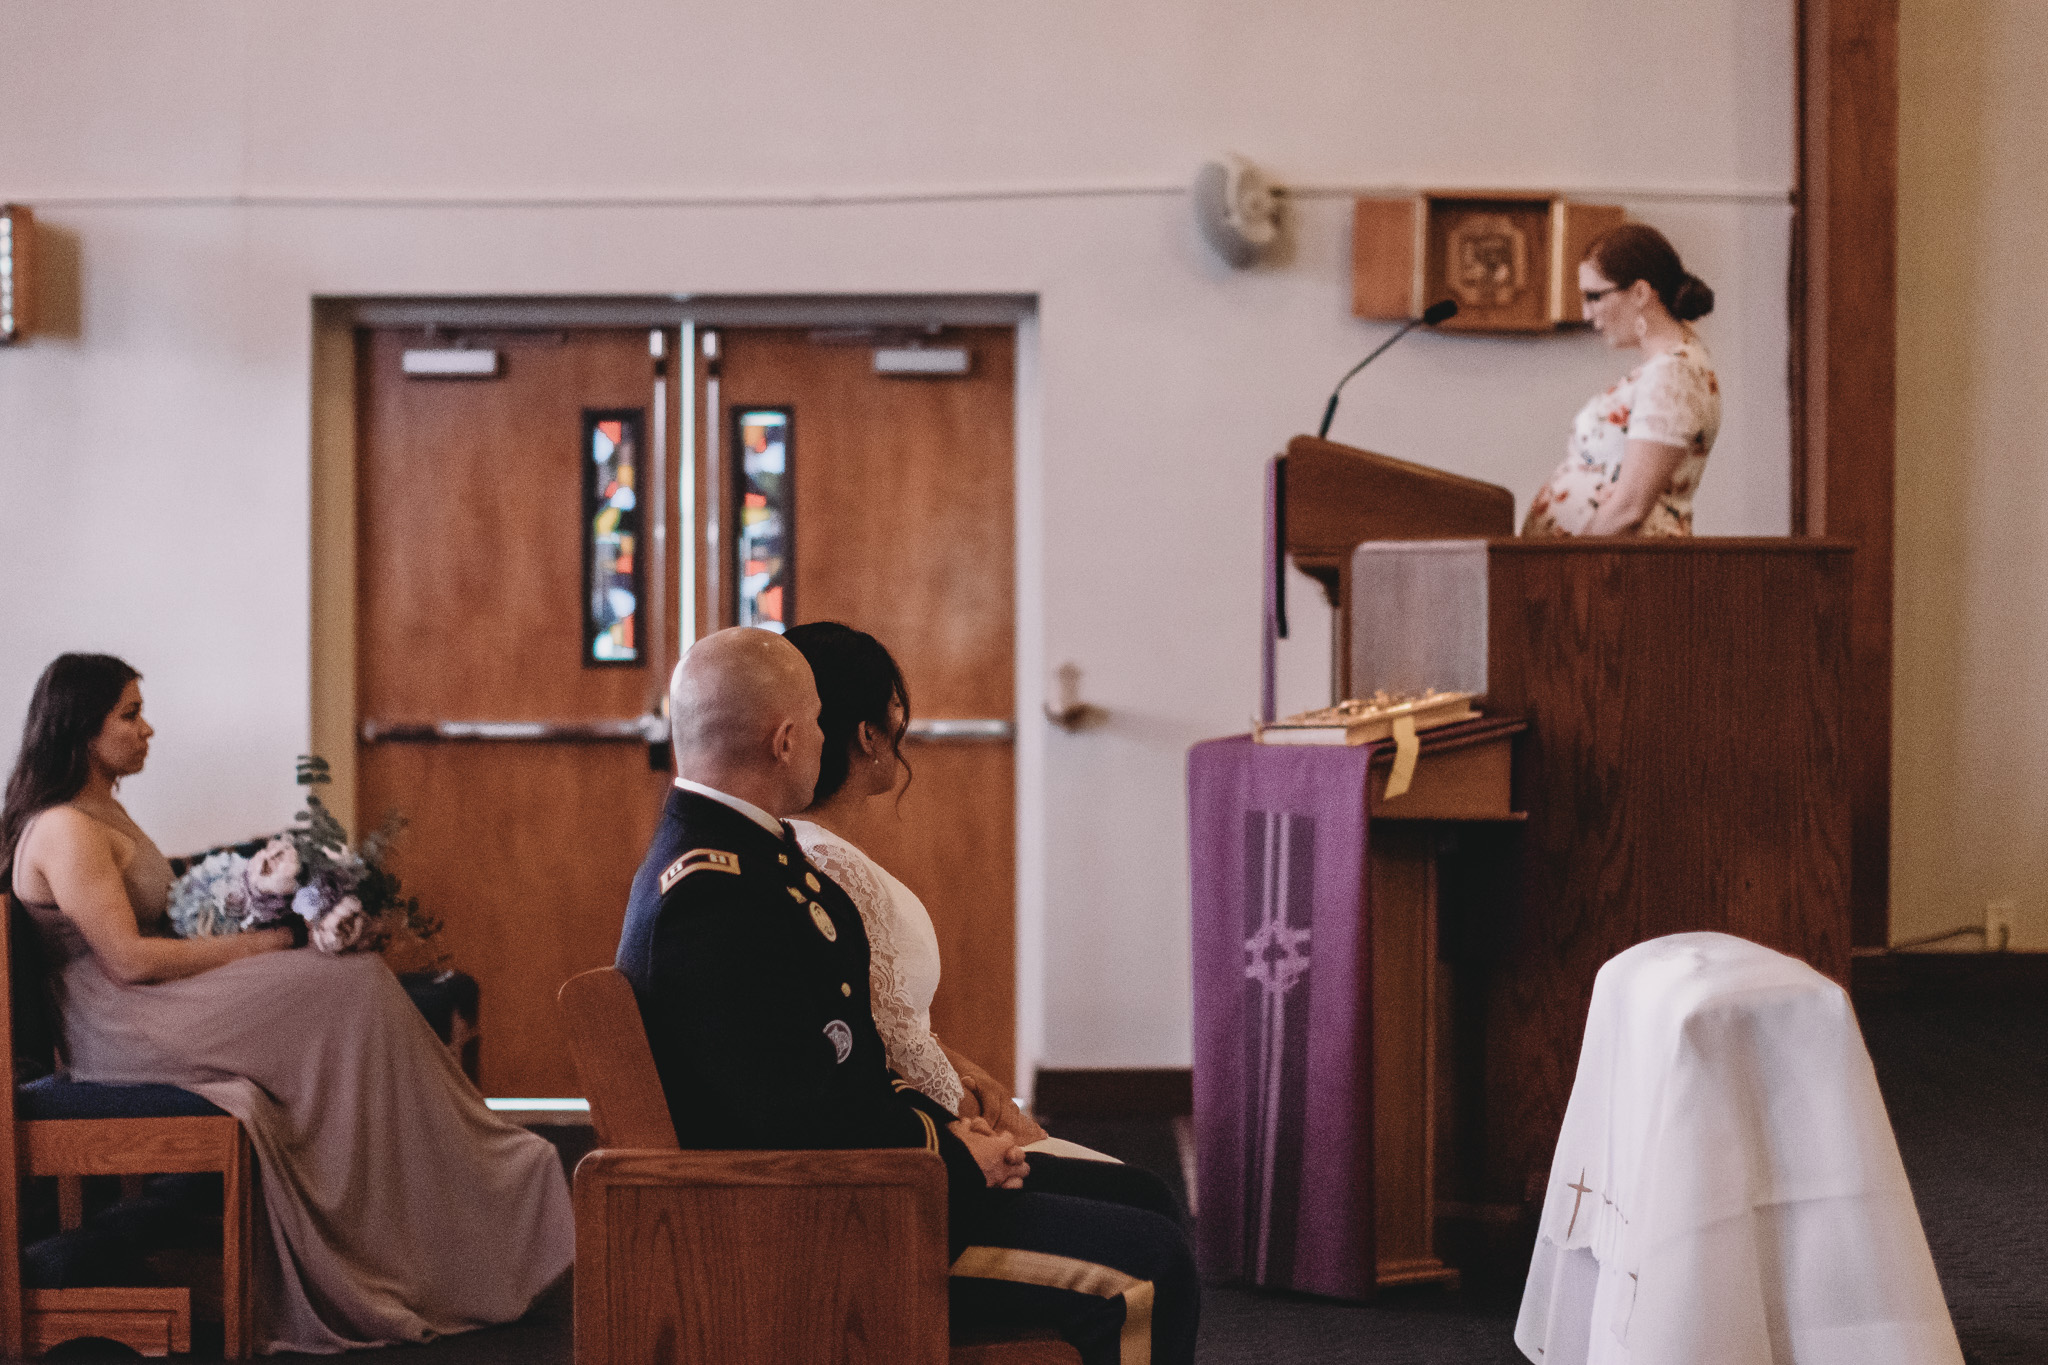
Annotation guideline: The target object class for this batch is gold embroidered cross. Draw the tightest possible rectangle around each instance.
[1566,1169,1594,1239]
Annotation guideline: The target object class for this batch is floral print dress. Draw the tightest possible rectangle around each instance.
[1522,328,1721,537]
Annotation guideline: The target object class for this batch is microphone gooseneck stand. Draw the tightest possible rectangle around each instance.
[1315,299,1459,440]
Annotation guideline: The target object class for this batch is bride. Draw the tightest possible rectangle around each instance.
[783,622,1047,1144]
[2,653,572,1352]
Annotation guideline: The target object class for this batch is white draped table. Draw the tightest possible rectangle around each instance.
[1516,933,1962,1365]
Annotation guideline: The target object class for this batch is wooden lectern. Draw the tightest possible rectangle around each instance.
[1267,435,1854,1261]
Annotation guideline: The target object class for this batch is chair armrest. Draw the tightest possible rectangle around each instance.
[573,1148,951,1365]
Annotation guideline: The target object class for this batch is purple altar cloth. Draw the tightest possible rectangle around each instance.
[1188,735,1376,1299]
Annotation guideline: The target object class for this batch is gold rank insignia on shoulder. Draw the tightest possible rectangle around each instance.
[660,848,741,894]
[809,902,838,941]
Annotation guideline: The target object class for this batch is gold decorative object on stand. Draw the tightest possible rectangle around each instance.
[1351,192,1625,334]
[1254,688,1477,747]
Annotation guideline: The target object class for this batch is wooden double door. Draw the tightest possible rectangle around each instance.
[355,320,1017,1099]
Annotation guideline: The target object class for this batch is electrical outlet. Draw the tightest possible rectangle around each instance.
[1986,900,2017,953]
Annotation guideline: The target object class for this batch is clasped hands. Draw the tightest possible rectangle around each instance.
[951,1064,1048,1146]
[948,1116,1030,1189]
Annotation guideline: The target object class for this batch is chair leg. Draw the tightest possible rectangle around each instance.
[222,1130,253,1361]
[56,1177,83,1231]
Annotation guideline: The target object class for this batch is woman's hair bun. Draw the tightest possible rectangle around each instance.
[1671,273,1715,322]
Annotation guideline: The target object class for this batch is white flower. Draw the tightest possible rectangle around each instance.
[248,838,301,897]
[292,884,328,920]
[310,896,369,954]
[168,852,253,939]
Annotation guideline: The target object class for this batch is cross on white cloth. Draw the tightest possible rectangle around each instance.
[1514,933,1963,1365]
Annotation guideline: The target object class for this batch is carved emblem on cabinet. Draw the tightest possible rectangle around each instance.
[1447,212,1529,310]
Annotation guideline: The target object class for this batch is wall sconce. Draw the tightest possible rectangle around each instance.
[1,205,35,345]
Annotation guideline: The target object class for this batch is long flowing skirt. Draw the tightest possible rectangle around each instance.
[52,948,574,1354]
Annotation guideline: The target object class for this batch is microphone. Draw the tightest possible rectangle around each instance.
[1315,299,1459,439]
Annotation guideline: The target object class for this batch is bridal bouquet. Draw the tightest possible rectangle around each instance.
[167,756,441,956]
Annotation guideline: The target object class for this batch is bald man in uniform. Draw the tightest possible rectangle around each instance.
[617,628,1197,1365]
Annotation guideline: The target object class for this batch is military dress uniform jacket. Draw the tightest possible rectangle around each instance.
[617,787,985,1224]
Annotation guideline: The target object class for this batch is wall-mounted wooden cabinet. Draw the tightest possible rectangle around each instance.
[1352,193,1624,334]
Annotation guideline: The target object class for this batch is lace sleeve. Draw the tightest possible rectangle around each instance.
[1626,352,1717,450]
[803,839,966,1115]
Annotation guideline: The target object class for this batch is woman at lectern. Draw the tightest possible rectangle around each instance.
[1522,224,1719,537]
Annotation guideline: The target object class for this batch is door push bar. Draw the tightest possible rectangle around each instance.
[360,716,669,744]
[903,718,1015,743]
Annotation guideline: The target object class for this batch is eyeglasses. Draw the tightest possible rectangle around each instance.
[1581,286,1619,306]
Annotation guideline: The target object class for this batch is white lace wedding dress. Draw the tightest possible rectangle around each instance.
[789,820,965,1113]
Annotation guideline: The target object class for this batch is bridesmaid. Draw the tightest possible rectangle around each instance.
[3,653,572,1352]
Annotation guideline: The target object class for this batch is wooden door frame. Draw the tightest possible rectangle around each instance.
[308,292,1044,1086]
[1793,0,1897,947]
[312,294,1031,825]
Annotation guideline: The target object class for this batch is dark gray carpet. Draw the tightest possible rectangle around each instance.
[31,989,2045,1364]
[1859,989,2048,1365]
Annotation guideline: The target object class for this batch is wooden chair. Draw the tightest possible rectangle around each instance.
[0,895,253,1359]
[558,967,1079,1365]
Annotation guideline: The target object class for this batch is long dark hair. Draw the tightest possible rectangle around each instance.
[784,623,912,805]
[1584,223,1714,322]
[2,653,141,884]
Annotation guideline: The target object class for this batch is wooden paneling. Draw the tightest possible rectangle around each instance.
[1550,203,1626,326]
[713,328,1018,1088]
[1369,824,1449,1286]
[359,743,663,1097]
[1352,198,1421,320]
[1368,728,1519,822]
[1286,435,1516,607]
[573,1148,952,1365]
[856,745,1017,1091]
[1796,0,1899,947]
[356,327,679,1097]
[1475,539,1853,1198]
[1422,194,1555,334]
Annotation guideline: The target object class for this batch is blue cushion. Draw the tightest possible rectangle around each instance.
[15,1075,227,1121]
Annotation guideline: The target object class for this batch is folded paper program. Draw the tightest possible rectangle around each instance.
[1515,933,1963,1365]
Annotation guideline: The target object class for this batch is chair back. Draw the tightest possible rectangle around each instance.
[0,896,25,1355]
[556,968,679,1150]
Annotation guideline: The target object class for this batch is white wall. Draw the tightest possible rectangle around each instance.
[0,0,1796,1070]
[1893,0,2048,951]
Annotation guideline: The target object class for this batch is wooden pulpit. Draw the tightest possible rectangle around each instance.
[1194,435,1854,1298]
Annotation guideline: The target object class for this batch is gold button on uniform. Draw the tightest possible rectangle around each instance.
[809,902,838,942]
[805,872,822,893]
[841,983,852,996]
[787,887,805,902]
[778,854,789,865]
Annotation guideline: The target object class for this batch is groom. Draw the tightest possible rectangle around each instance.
[617,627,1197,1365]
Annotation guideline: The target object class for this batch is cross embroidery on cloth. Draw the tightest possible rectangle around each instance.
[1240,809,1317,1282]
[1566,1169,1594,1239]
